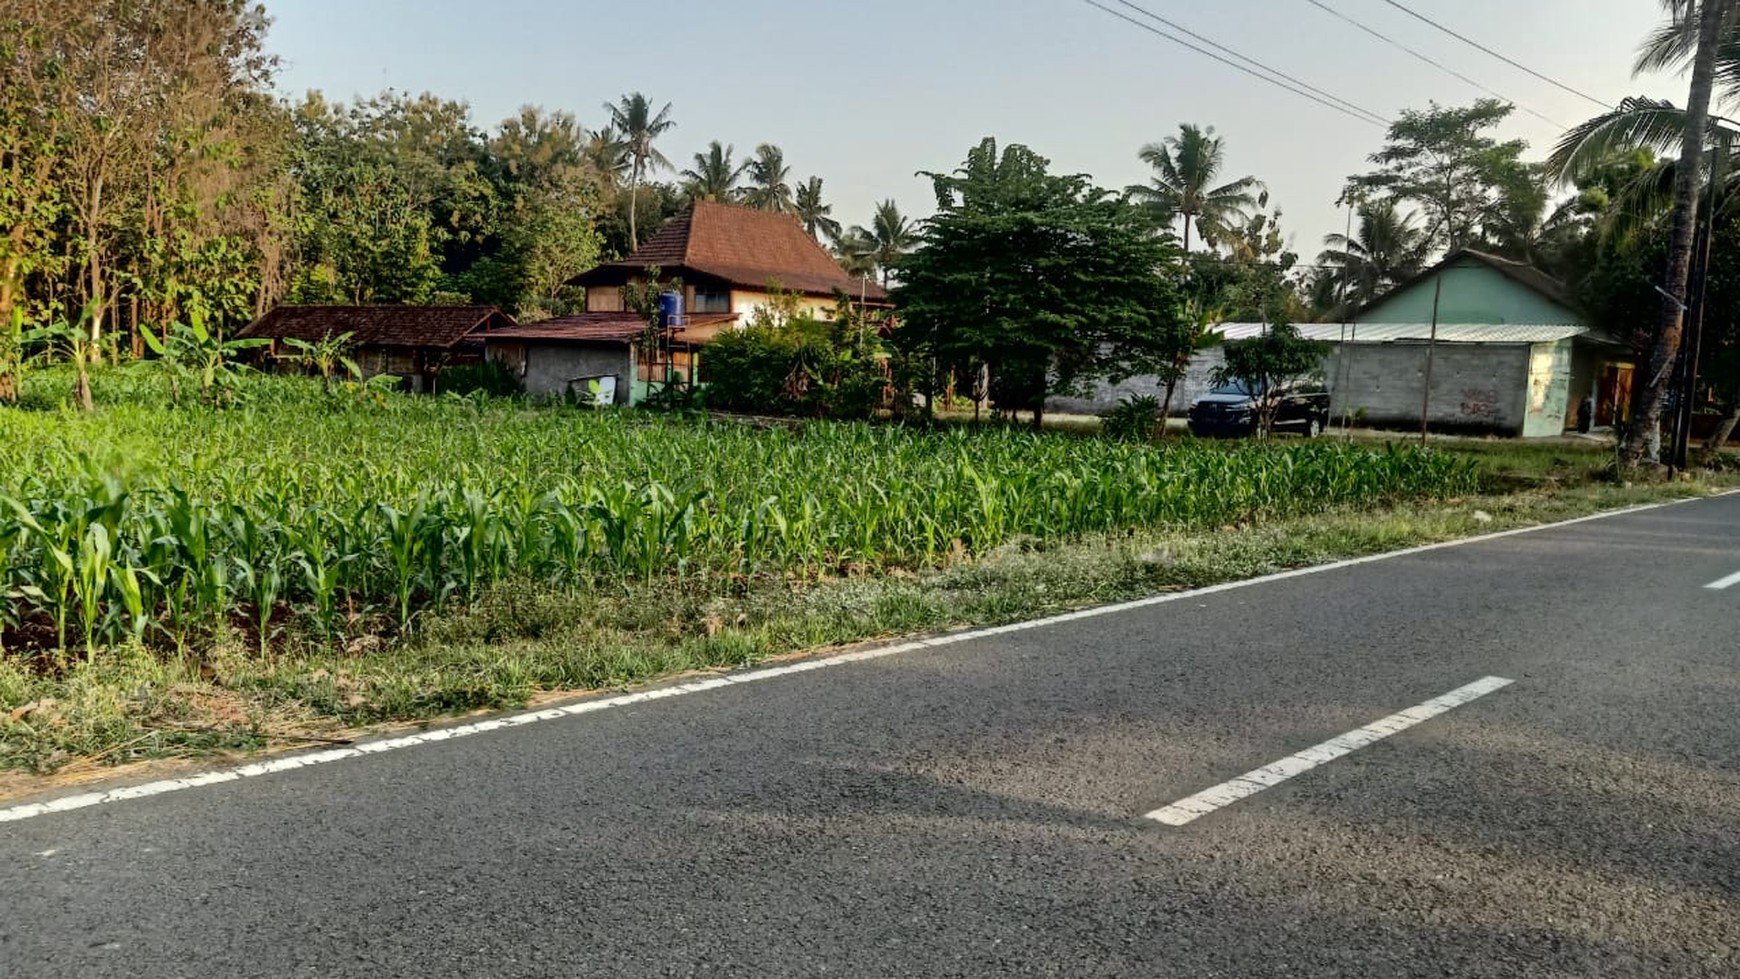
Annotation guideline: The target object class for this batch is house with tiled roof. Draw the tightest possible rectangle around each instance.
[481,201,886,403]
[238,305,514,392]
[573,199,888,316]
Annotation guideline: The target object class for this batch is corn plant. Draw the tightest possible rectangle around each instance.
[0,373,1481,663]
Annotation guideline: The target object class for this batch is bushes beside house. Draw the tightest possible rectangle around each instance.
[703,309,891,419]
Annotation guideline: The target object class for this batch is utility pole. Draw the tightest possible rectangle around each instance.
[1420,275,1443,448]
[1670,136,1728,473]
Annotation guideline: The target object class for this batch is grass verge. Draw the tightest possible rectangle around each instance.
[2,461,1731,793]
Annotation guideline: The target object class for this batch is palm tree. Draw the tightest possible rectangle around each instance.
[1548,1,1736,464]
[603,93,676,250]
[681,141,746,202]
[742,144,797,214]
[831,229,879,280]
[795,177,841,241]
[1318,203,1430,312]
[582,126,631,197]
[1129,124,1264,254]
[848,200,917,287]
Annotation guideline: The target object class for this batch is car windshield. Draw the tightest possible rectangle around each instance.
[1209,380,1265,397]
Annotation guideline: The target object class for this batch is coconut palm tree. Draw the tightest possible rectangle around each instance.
[795,177,841,241]
[1548,0,1737,464]
[1318,203,1430,312]
[1128,124,1264,254]
[681,141,746,203]
[582,126,631,197]
[603,93,676,250]
[848,200,917,287]
[742,144,797,213]
[831,229,879,280]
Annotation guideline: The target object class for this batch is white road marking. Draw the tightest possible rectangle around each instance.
[1145,676,1515,826]
[1705,569,1740,590]
[0,496,1717,825]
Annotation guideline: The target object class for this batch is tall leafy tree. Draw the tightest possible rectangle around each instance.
[604,93,675,250]
[742,143,797,214]
[1318,202,1430,312]
[681,141,746,202]
[894,138,1187,427]
[1128,124,1263,254]
[1350,100,1530,256]
[795,177,841,241]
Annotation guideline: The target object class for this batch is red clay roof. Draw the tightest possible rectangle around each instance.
[575,200,889,301]
[240,306,512,349]
[478,312,740,344]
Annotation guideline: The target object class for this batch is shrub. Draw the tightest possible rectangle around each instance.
[1101,395,1162,442]
[438,361,522,398]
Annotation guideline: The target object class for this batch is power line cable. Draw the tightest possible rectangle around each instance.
[1379,0,1612,109]
[1078,0,1391,128]
[1107,0,1393,126]
[1302,0,1563,127]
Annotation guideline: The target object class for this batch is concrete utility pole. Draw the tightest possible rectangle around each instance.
[1420,275,1442,447]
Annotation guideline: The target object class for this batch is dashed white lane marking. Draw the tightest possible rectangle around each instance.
[1705,569,1740,590]
[1146,676,1515,826]
[0,495,1717,825]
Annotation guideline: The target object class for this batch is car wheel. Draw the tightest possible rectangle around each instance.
[1306,416,1324,438]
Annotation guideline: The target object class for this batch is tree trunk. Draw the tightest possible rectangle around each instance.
[73,365,93,412]
[628,159,642,251]
[1623,0,1728,466]
[1705,402,1740,452]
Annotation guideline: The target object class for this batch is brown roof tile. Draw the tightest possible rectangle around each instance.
[576,200,888,301]
[478,312,740,344]
[240,305,513,349]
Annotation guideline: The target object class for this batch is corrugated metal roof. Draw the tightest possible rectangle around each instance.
[1217,323,1590,344]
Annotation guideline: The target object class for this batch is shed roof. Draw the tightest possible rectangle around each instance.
[240,305,511,349]
[1219,323,1593,343]
[477,312,741,344]
[574,200,888,301]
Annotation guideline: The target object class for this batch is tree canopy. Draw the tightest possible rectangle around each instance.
[894,138,1188,426]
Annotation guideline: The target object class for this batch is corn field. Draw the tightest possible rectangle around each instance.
[0,379,1479,661]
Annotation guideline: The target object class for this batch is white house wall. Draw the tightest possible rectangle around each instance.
[1522,340,1574,437]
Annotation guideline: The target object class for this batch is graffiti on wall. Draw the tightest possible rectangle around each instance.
[1459,388,1501,421]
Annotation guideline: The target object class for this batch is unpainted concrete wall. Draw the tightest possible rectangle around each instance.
[491,341,633,403]
[1327,343,1531,434]
[1048,349,1228,417]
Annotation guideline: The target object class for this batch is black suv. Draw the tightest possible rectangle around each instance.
[1187,381,1331,438]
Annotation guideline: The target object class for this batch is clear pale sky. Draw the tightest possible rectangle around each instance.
[267,0,1687,255]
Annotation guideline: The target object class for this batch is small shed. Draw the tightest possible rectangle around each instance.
[1050,250,1632,438]
[239,305,515,392]
[476,312,741,403]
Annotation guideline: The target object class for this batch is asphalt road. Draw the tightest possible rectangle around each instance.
[4,495,1739,978]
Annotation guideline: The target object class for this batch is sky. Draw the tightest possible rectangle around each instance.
[266,0,1690,256]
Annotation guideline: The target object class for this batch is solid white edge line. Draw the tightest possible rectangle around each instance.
[1145,676,1516,827]
[0,493,1724,825]
[1705,569,1740,590]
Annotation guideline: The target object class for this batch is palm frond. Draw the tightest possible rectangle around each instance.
[1547,97,1695,183]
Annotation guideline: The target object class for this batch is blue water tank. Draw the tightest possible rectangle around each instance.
[657,290,684,328]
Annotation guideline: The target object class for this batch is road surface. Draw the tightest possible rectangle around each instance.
[4,495,1738,977]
